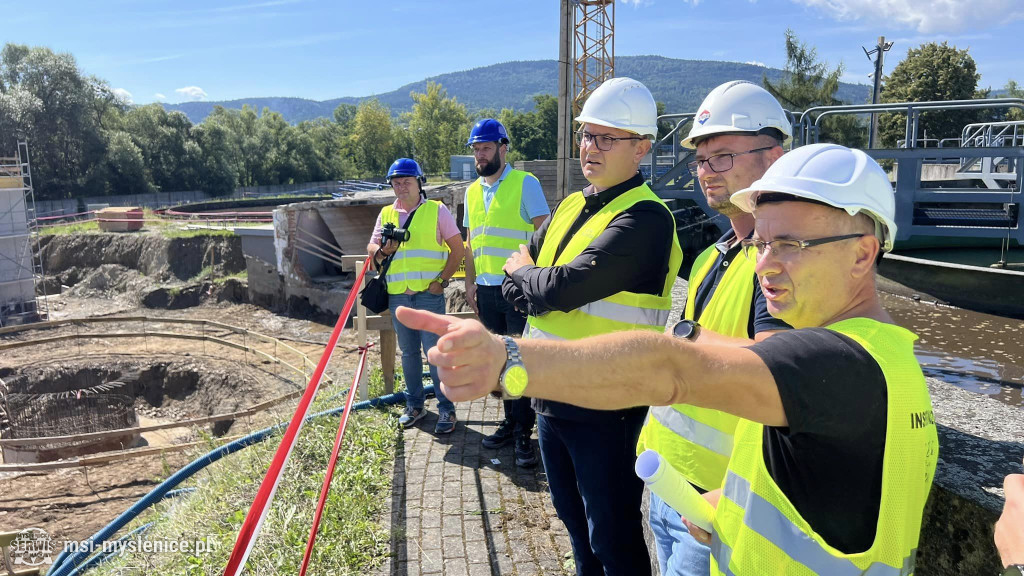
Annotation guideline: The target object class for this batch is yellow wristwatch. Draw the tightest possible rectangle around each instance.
[499,336,529,399]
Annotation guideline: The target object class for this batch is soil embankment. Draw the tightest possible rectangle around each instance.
[37,233,246,307]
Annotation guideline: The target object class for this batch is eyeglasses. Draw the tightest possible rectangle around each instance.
[688,146,775,177]
[740,234,866,261]
[575,131,644,151]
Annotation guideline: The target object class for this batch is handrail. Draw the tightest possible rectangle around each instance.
[798,98,1024,148]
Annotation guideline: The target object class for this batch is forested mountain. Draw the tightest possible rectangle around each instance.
[163,55,872,124]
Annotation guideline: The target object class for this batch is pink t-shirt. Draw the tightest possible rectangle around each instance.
[369,197,460,247]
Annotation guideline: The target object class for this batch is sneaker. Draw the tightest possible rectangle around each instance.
[434,411,457,435]
[515,436,539,468]
[481,419,514,449]
[398,407,425,428]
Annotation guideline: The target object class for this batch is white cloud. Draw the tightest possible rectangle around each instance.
[112,88,133,104]
[791,0,1024,34]
[175,86,208,101]
[745,60,767,67]
[154,93,167,101]
[619,0,656,5]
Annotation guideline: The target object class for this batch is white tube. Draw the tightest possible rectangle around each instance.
[635,449,715,532]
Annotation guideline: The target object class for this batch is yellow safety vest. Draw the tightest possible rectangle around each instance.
[711,318,939,576]
[466,169,535,280]
[380,200,449,294]
[526,184,683,340]
[636,242,756,490]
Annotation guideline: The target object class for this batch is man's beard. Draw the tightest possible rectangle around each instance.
[476,150,502,177]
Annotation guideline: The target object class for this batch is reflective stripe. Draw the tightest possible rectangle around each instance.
[391,249,447,260]
[720,472,914,576]
[650,406,733,457]
[710,531,738,576]
[471,225,531,241]
[579,299,669,328]
[386,271,441,282]
[472,246,517,259]
[526,325,564,340]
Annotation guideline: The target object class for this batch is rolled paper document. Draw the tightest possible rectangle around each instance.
[635,449,715,532]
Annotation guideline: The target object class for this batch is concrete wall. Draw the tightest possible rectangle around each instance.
[0,185,35,315]
[513,159,588,209]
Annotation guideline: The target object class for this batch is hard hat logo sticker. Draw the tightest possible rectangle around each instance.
[697,110,711,125]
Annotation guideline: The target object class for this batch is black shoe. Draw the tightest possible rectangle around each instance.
[515,436,538,468]
[482,419,514,449]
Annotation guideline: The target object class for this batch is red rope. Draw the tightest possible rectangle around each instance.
[298,342,375,575]
[222,257,372,576]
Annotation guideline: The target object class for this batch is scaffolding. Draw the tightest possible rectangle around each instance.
[572,0,615,122]
[0,141,46,326]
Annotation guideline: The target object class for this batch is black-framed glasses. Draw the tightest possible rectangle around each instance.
[688,146,775,177]
[740,234,866,261]
[575,130,644,151]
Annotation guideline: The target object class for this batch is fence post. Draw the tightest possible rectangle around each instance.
[356,260,369,402]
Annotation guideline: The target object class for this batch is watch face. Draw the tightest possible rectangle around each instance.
[503,365,529,397]
[672,320,696,339]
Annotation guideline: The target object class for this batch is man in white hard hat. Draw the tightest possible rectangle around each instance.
[398,143,939,576]
[635,80,791,576]
[495,76,682,575]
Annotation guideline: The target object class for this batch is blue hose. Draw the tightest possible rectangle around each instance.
[47,386,428,576]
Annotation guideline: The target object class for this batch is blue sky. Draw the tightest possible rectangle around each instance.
[3,0,1021,105]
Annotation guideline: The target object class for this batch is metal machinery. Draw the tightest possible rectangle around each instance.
[0,142,46,326]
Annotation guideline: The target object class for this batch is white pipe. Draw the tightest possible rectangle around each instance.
[635,449,715,532]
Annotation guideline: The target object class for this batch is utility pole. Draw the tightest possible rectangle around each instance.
[863,36,893,148]
[556,0,574,203]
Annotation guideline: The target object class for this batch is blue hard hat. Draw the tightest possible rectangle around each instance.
[466,118,509,146]
[386,158,426,183]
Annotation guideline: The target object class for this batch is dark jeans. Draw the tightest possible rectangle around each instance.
[537,412,651,576]
[475,284,535,438]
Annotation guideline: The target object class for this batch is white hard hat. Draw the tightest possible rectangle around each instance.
[682,80,792,149]
[575,77,658,139]
[731,143,898,252]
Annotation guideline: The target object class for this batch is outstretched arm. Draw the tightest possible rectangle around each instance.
[395,307,786,426]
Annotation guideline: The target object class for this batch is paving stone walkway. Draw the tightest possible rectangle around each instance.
[378,393,575,576]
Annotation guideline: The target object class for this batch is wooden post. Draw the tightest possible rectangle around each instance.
[355,260,369,402]
[380,326,396,395]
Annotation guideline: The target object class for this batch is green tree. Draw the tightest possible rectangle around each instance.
[1000,80,1024,121]
[351,99,396,177]
[121,104,196,191]
[879,42,988,147]
[408,82,470,176]
[191,122,239,196]
[0,43,113,199]
[497,94,558,164]
[763,29,864,147]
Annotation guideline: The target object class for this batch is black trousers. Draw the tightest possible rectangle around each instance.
[537,411,652,576]
[475,284,536,438]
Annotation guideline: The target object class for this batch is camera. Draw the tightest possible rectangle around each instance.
[381,222,410,244]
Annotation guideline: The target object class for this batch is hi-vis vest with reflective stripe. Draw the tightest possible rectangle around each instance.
[711,318,939,576]
[466,170,535,279]
[636,242,757,490]
[526,184,683,341]
[380,200,448,294]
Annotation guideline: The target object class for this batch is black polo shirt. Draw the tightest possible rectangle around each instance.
[502,171,679,422]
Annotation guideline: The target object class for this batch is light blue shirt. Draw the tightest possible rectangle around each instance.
[463,163,549,286]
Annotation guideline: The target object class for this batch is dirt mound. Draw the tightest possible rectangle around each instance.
[38,233,244,281]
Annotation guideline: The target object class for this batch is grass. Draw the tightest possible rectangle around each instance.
[39,219,100,235]
[39,207,244,239]
[88,366,402,576]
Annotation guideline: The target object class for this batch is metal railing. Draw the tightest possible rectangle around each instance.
[648,99,1024,247]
